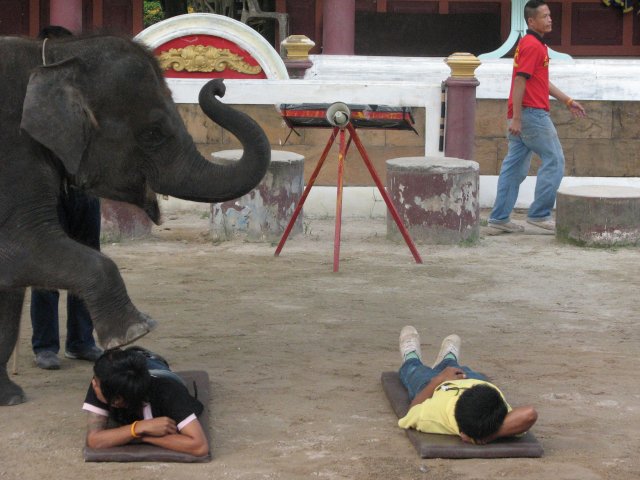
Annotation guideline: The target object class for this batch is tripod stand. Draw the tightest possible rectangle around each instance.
[274,112,423,272]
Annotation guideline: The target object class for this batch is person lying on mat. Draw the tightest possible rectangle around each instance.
[397,326,538,445]
[82,347,209,456]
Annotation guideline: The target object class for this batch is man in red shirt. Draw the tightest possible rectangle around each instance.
[488,0,586,233]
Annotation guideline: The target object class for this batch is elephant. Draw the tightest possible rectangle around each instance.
[0,34,271,406]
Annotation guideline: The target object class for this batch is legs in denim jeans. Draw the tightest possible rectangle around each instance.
[399,357,488,402]
[489,108,565,224]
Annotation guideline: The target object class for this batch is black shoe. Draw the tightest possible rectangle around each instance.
[35,351,60,370]
[64,346,103,362]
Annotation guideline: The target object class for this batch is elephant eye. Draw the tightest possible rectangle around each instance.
[137,126,166,149]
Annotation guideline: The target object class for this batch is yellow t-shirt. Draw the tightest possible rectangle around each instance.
[397,379,510,435]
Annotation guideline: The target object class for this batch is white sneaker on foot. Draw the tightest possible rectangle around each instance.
[399,326,422,362]
[432,334,461,367]
[488,221,524,233]
[526,218,556,231]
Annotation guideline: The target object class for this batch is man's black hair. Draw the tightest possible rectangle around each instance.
[524,0,547,22]
[93,348,151,415]
[454,384,508,441]
[38,25,73,40]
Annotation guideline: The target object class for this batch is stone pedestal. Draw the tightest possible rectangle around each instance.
[556,185,640,247]
[210,150,305,242]
[100,199,153,242]
[386,156,480,245]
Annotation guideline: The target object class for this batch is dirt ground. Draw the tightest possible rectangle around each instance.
[1,208,639,480]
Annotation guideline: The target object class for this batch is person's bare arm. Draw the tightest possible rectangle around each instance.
[509,75,527,136]
[408,366,467,408]
[85,413,177,449]
[141,419,209,457]
[549,81,587,118]
[460,405,538,445]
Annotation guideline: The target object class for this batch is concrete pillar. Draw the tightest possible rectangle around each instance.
[49,0,83,33]
[210,150,305,242]
[100,200,153,242]
[386,157,480,245]
[443,53,481,161]
[322,0,355,55]
[556,185,640,246]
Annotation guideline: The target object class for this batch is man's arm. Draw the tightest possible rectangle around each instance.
[460,405,538,445]
[509,75,527,136]
[85,413,178,449]
[141,418,209,457]
[549,82,587,118]
[409,366,467,408]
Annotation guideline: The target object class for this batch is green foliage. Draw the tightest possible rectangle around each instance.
[144,0,164,28]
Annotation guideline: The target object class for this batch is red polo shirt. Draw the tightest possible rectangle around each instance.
[507,30,550,119]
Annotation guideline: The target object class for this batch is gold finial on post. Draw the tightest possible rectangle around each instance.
[281,35,316,60]
[444,52,481,79]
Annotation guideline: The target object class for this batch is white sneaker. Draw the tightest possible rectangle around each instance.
[399,326,422,362]
[488,221,524,233]
[432,334,461,367]
[526,218,556,231]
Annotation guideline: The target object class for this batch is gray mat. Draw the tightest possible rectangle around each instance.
[83,370,211,463]
[381,371,543,459]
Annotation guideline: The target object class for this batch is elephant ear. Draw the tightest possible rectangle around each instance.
[21,60,96,175]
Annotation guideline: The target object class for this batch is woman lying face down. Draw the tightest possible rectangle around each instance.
[83,348,208,457]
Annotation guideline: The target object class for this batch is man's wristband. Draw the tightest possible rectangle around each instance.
[565,98,574,107]
[131,421,141,438]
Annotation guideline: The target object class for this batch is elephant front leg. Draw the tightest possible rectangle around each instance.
[0,289,27,406]
[65,251,158,350]
[8,236,157,351]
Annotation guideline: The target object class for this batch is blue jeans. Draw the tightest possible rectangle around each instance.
[31,188,101,354]
[489,108,565,224]
[399,357,488,402]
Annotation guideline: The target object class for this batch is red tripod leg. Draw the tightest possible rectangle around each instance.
[347,124,423,264]
[275,127,339,256]
[333,129,347,272]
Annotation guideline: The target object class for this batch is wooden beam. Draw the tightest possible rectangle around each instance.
[93,0,103,28]
[132,0,144,34]
[29,0,40,37]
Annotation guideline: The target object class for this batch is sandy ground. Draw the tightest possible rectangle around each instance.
[1,209,639,480]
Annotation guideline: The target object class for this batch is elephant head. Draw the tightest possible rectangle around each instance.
[20,36,271,223]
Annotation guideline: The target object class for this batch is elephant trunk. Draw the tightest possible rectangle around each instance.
[150,79,271,203]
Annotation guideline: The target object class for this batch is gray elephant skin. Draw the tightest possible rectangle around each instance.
[0,34,271,406]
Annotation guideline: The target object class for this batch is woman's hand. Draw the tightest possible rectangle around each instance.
[135,417,177,437]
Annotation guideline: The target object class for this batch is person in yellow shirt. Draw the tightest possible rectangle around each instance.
[397,326,538,444]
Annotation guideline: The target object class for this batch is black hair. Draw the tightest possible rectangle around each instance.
[524,0,547,22]
[38,25,73,40]
[454,384,508,441]
[93,348,152,416]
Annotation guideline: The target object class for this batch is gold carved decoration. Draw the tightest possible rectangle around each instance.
[158,45,262,75]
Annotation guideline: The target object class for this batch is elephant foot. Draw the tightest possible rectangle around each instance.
[103,315,158,350]
[0,378,27,406]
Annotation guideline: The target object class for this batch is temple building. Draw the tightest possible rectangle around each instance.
[3,1,639,57]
